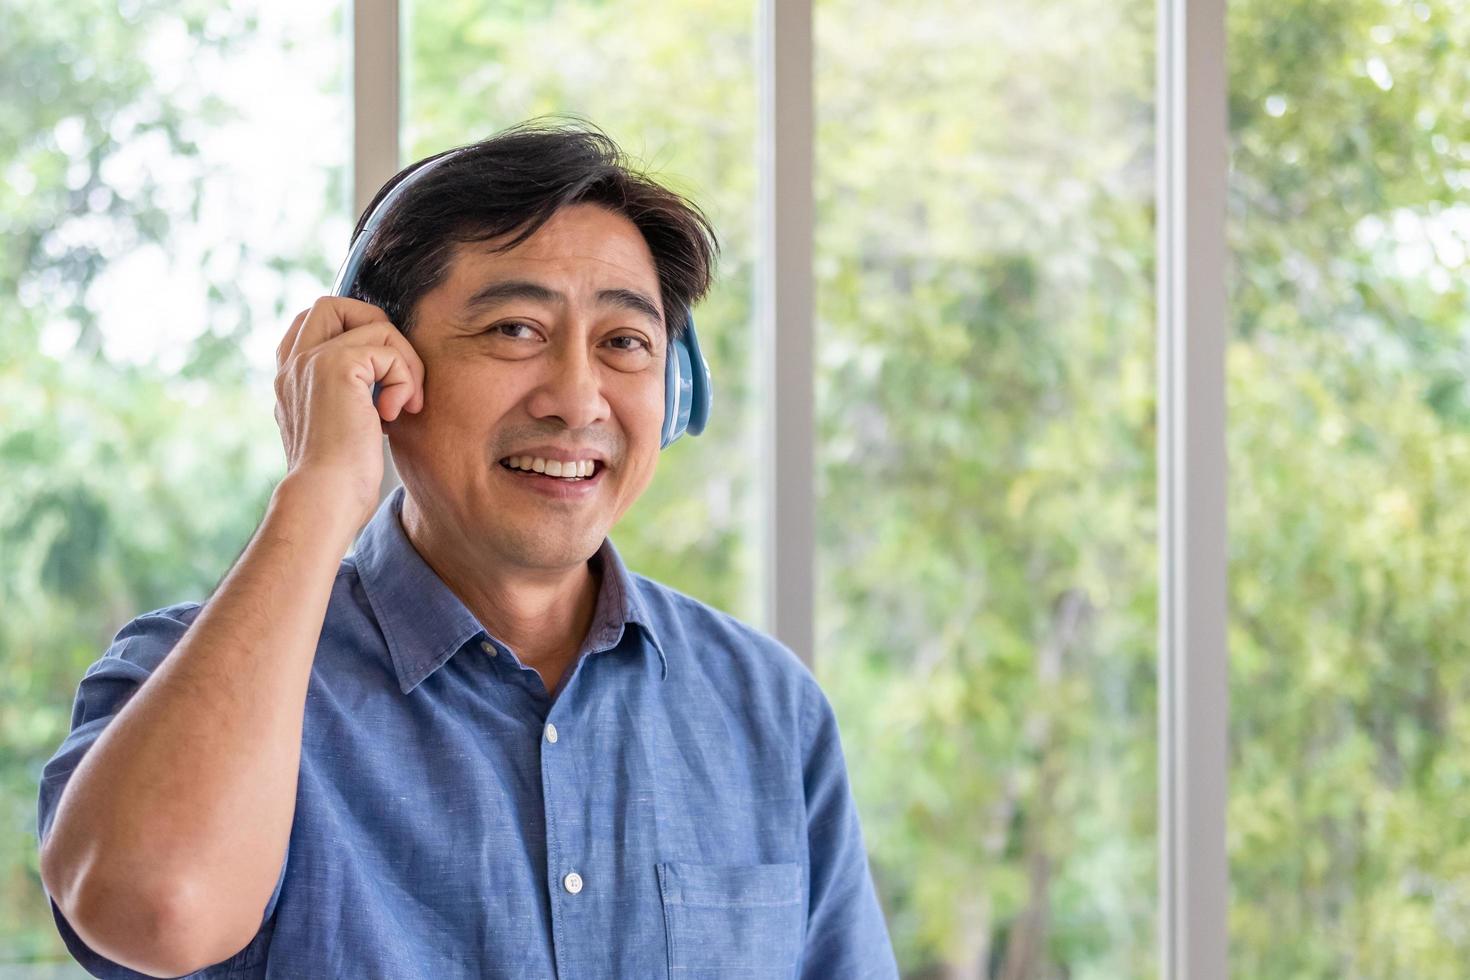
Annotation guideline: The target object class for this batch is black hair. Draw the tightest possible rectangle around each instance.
[346,115,720,342]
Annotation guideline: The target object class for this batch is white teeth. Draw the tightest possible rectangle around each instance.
[503,456,599,479]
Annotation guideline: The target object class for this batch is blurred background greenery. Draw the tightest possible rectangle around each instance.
[4,0,1469,976]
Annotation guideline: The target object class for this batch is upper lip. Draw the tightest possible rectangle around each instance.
[500,446,608,465]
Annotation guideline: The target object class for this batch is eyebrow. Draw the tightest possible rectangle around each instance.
[460,278,663,329]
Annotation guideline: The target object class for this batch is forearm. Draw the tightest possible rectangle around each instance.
[40,470,363,968]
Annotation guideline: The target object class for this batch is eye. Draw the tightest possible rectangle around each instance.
[607,335,651,353]
[493,321,539,339]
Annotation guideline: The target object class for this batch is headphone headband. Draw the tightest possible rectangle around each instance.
[332,151,459,298]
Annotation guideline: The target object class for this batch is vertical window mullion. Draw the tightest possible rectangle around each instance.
[352,0,402,507]
[1156,0,1228,976]
[352,0,400,221]
[757,0,815,665]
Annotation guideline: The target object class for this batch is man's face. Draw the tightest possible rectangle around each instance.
[386,203,667,572]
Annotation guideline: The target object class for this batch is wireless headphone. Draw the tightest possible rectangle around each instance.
[331,148,713,449]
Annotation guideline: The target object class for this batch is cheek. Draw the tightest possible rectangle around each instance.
[610,381,664,493]
[392,378,505,474]
[429,361,523,424]
[618,369,666,439]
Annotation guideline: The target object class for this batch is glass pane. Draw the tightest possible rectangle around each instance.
[1229,2,1470,975]
[403,0,760,622]
[814,0,1159,974]
[3,0,348,969]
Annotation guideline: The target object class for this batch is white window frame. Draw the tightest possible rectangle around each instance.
[757,0,816,667]
[1156,0,1228,976]
[350,0,404,506]
[354,0,1230,972]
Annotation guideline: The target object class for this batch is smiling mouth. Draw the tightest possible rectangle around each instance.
[498,456,603,482]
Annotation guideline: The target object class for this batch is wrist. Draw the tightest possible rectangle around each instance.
[269,469,375,552]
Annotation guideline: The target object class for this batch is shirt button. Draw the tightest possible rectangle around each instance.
[563,871,583,894]
[545,723,558,744]
[479,640,498,657]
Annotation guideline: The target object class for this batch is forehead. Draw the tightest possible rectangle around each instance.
[440,204,660,301]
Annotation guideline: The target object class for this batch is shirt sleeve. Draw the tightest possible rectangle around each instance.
[36,605,289,979]
[797,677,900,979]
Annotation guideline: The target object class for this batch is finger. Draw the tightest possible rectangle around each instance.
[289,295,394,363]
[355,345,418,421]
[331,321,426,413]
[276,308,310,370]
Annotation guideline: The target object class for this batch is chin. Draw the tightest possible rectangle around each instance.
[491,522,605,570]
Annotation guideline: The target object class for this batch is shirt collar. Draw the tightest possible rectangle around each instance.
[352,485,667,694]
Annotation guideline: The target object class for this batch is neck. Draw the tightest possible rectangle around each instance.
[398,497,602,670]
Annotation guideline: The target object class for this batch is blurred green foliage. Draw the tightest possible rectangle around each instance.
[4,0,1470,976]
[2,0,286,967]
[811,0,1158,974]
[1226,0,1470,976]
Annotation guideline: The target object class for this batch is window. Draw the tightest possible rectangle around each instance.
[814,0,1158,971]
[13,0,1461,976]
[1228,0,1470,973]
[5,0,347,968]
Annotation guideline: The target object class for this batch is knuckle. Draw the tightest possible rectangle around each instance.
[277,310,309,359]
[307,348,351,383]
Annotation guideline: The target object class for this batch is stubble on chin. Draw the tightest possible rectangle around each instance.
[486,516,605,571]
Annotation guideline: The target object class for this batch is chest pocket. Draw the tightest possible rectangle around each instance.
[657,861,805,978]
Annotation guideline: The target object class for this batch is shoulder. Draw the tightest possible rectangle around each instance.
[91,601,205,677]
[95,552,359,668]
[49,601,207,746]
[115,600,204,634]
[101,555,367,675]
[627,572,825,703]
[630,574,803,665]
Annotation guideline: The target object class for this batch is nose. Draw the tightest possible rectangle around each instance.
[525,338,611,431]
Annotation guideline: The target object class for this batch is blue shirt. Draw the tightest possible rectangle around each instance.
[38,484,898,979]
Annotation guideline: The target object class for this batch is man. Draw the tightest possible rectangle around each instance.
[36,120,898,978]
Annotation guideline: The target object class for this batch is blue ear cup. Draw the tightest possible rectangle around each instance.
[661,308,712,449]
[334,148,713,448]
